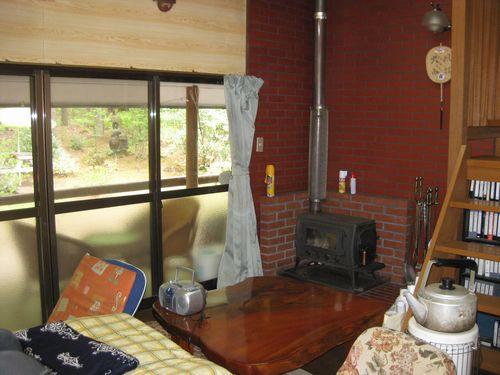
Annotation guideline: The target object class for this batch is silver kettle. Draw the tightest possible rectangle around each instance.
[404,258,477,333]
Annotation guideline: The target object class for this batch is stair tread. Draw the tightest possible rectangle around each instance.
[466,156,500,181]
[450,198,500,213]
[467,155,500,167]
[436,240,500,262]
[467,125,500,140]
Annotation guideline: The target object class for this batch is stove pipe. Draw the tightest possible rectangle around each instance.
[309,0,329,213]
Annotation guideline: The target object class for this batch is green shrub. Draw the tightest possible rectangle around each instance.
[0,173,21,195]
[70,137,84,151]
[82,150,106,167]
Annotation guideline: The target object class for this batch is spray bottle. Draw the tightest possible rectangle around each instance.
[265,164,275,197]
[350,172,357,195]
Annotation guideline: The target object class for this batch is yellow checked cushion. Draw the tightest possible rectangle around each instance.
[66,313,231,375]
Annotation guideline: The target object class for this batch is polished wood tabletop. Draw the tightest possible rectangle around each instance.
[153,276,389,375]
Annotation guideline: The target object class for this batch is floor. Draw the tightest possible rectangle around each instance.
[136,282,401,375]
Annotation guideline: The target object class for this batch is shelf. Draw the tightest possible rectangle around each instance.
[477,294,500,316]
[435,241,500,262]
[467,126,500,140]
[466,156,500,182]
[450,199,500,213]
[480,346,500,374]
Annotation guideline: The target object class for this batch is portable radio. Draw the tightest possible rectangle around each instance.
[158,267,206,316]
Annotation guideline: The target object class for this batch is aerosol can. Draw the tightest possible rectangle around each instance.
[265,164,275,197]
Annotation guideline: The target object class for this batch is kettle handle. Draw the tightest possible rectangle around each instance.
[420,258,477,293]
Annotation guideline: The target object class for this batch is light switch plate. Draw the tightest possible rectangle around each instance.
[256,137,264,152]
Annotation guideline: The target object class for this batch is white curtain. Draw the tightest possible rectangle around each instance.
[217,75,264,288]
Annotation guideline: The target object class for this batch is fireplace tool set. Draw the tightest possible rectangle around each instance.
[405,177,439,284]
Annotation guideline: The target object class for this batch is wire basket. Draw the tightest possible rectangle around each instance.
[425,339,480,375]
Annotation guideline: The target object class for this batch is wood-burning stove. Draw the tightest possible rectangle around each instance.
[282,212,385,292]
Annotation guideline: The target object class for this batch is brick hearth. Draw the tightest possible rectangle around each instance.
[259,191,412,283]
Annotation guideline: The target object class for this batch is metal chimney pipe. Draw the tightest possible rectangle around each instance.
[309,0,329,213]
[313,0,327,109]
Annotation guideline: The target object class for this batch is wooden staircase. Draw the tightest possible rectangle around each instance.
[403,145,500,373]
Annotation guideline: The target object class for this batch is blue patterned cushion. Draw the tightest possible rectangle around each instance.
[15,321,139,375]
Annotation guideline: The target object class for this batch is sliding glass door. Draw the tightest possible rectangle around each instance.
[0,75,42,330]
[49,77,153,296]
[0,66,228,330]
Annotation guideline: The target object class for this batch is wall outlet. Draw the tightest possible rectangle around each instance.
[256,137,264,152]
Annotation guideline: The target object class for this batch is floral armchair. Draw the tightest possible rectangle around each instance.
[338,327,455,375]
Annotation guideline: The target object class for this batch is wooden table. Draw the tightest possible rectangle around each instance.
[153,276,389,375]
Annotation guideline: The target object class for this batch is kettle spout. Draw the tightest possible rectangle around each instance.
[403,291,428,325]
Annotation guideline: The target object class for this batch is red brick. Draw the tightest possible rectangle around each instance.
[341,201,362,210]
[260,247,276,254]
[262,220,288,229]
[377,247,394,256]
[277,242,294,252]
[385,207,408,216]
[373,214,407,225]
[384,224,408,233]
[286,201,302,210]
[363,204,384,213]
[377,230,405,242]
[382,257,404,266]
[260,237,284,246]
[263,204,286,213]
[260,229,278,238]
[277,226,294,236]
[384,240,405,250]
[277,210,294,220]
[261,253,285,262]
[260,213,277,223]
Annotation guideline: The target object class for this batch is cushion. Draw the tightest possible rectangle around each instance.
[48,254,136,322]
[66,313,232,375]
[0,351,51,375]
[15,321,138,375]
[338,327,455,375]
[0,329,22,352]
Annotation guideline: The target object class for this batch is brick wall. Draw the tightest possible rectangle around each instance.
[246,1,454,218]
[246,1,452,283]
[325,0,452,200]
[247,0,313,202]
[260,191,412,283]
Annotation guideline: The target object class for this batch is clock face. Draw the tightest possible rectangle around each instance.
[426,46,452,83]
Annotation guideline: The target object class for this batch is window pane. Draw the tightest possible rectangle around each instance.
[198,109,230,177]
[162,192,227,282]
[160,82,229,191]
[55,203,152,297]
[0,75,34,211]
[160,107,186,182]
[0,218,42,330]
[50,78,149,201]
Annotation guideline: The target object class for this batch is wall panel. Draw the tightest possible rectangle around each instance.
[0,0,246,74]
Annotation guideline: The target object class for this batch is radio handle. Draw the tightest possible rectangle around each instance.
[175,266,196,286]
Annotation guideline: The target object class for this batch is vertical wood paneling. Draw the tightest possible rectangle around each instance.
[448,0,470,179]
[465,0,499,126]
[0,0,246,74]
